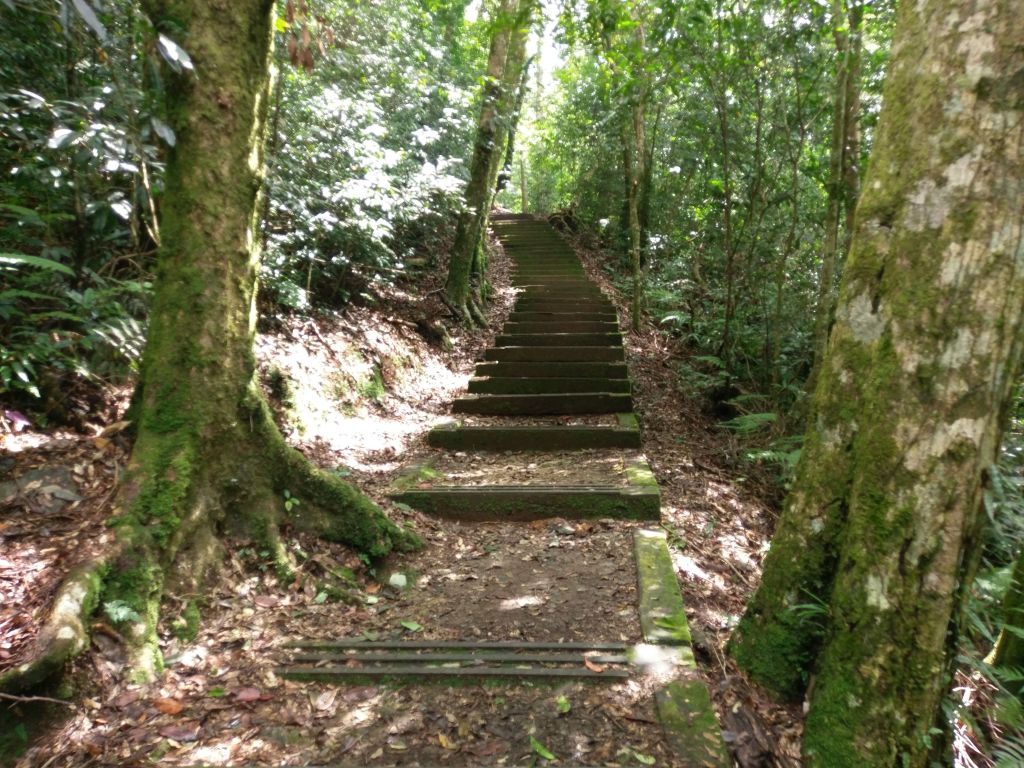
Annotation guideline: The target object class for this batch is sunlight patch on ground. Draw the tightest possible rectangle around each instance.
[499,594,546,610]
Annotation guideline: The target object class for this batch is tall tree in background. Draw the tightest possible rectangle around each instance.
[444,0,533,324]
[110,0,417,675]
[806,0,863,391]
[729,0,1024,764]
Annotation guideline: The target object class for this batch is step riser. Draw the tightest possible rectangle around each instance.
[467,377,630,394]
[484,347,625,362]
[391,487,659,521]
[474,361,628,378]
[515,301,616,312]
[427,426,641,451]
[496,333,623,347]
[510,312,617,321]
[453,392,631,414]
[504,322,620,333]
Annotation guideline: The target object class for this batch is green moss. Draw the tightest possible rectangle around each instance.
[357,365,386,402]
[171,599,201,641]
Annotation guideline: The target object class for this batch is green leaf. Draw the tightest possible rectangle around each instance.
[530,735,556,761]
[70,0,109,43]
[314,591,328,604]
[157,34,194,73]
[555,695,571,714]
[0,252,74,276]
[207,687,226,698]
[400,620,423,632]
[634,751,656,765]
[150,117,176,147]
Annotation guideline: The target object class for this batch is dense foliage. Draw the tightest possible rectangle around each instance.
[0,0,486,413]
[517,0,894,415]
[262,0,485,310]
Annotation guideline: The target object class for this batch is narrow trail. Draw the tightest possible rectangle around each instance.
[274,214,730,766]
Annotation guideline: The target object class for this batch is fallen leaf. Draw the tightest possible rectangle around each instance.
[438,733,458,750]
[234,687,263,702]
[153,697,184,715]
[530,735,556,760]
[584,658,606,673]
[253,595,278,608]
[314,689,337,711]
[158,724,199,742]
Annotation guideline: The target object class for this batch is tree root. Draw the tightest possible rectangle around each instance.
[0,557,108,693]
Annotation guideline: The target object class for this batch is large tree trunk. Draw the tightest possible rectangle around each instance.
[729,0,1024,764]
[110,0,417,678]
[471,4,532,313]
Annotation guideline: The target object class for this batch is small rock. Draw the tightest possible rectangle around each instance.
[556,524,575,536]
[388,573,408,589]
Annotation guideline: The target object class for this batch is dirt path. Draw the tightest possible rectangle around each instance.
[9,216,803,767]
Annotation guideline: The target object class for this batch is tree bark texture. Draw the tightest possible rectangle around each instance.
[730,0,1024,765]
[110,0,416,676]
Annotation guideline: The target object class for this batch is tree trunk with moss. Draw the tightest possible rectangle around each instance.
[729,0,1024,765]
[108,0,417,678]
[470,3,533,312]
[444,0,518,324]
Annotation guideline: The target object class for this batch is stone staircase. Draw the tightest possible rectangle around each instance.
[393,213,659,522]
[278,215,731,766]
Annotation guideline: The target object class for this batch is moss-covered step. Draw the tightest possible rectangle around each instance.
[391,484,660,521]
[467,376,630,395]
[634,529,691,646]
[504,321,621,334]
[509,311,619,322]
[427,422,641,450]
[474,361,629,378]
[484,346,625,362]
[655,680,732,767]
[495,332,623,347]
[452,392,632,414]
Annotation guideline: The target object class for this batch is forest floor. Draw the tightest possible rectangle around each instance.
[2,220,801,767]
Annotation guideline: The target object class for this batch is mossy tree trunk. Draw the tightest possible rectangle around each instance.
[110,0,417,678]
[472,3,533,309]
[444,0,518,325]
[729,0,1024,764]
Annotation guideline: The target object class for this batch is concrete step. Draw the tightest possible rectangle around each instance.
[391,484,659,521]
[514,299,616,312]
[504,321,620,333]
[474,361,629,378]
[495,332,623,347]
[510,311,618,322]
[511,278,595,287]
[516,285,604,294]
[453,391,631,414]
[467,376,630,394]
[427,421,641,451]
[484,346,625,362]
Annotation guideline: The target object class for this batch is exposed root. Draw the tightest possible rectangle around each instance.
[0,558,107,693]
